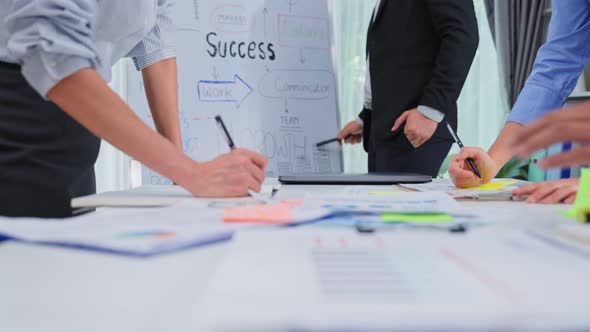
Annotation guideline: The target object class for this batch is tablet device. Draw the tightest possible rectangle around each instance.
[278,173,432,185]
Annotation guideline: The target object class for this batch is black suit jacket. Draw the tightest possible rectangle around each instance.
[360,0,478,154]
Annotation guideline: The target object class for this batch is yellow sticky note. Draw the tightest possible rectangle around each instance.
[381,213,453,224]
[465,181,516,191]
[562,168,590,222]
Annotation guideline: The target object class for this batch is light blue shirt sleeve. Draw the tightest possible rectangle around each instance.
[5,0,101,98]
[127,0,177,71]
[508,0,590,125]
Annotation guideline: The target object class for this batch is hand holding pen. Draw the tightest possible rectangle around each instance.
[445,121,482,179]
[215,116,271,202]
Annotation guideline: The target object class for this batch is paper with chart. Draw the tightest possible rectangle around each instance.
[127,0,342,184]
[0,200,247,257]
[303,191,474,217]
[195,229,590,331]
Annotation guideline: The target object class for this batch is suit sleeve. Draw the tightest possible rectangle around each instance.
[419,0,479,115]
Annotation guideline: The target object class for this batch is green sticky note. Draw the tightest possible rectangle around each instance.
[381,213,454,224]
[563,168,590,221]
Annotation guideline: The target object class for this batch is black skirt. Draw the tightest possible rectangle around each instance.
[0,62,101,218]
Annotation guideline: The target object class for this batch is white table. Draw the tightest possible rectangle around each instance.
[0,185,575,332]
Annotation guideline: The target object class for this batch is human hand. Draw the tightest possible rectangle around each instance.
[513,179,579,204]
[512,102,590,169]
[449,147,498,188]
[182,148,268,197]
[391,109,437,148]
[337,120,363,145]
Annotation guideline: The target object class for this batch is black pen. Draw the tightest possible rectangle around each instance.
[445,121,482,179]
[214,115,270,203]
[215,115,235,150]
[316,135,352,148]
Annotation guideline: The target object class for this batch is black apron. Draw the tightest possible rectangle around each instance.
[0,62,101,218]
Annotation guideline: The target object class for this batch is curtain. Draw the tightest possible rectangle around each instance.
[484,0,550,107]
[456,0,508,152]
[331,0,375,173]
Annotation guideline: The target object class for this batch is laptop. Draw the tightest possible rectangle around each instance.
[278,173,432,185]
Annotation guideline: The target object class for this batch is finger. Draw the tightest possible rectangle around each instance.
[511,104,590,147]
[243,159,265,184]
[454,147,484,163]
[337,128,349,140]
[449,164,477,178]
[242,172,262,193]
[527,184,559,204]
[513,183,541,196]
[541,186,578,204]
[537,147,590,169]
[391,112,409,132]
[515,122,590,159]
[238,149,267,170]
[565,194,577,205]
[410,138,424,148]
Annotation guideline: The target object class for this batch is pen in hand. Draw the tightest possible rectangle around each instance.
[445,121,482,179]
[215,115,270,203]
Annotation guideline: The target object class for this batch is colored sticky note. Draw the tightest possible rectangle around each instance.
[381,213,453,224]
[223,203,294,224]
[562,168,590,222]
[465,181,516,191]
[280,199,304,206]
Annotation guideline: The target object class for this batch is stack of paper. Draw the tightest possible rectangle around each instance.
[402,178,527,200]
[304,191,474,217]
[71,184,280,208]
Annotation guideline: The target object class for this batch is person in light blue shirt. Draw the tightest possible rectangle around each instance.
[449,0,590,204]
[0,0,267,218]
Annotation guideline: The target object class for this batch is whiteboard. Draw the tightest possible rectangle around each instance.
[127,0,343,185]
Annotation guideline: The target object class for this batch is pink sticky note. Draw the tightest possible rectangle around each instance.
[223,203,294,224]
[281,199,304,206]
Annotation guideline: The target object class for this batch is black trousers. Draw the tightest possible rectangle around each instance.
[368,131,453,177]
[0,62,101,218]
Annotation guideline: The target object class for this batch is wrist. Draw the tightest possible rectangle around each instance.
[166,154,200,189]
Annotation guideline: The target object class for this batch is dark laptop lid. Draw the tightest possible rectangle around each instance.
[278,173,432,185]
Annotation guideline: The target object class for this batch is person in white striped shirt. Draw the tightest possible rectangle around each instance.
[0,0,267,218]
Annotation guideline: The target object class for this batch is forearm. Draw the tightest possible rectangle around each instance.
[142,58,183,149]
[48,68,195,185]
[488,122,525,172]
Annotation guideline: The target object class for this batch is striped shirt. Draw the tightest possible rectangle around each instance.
[0,0,176,98]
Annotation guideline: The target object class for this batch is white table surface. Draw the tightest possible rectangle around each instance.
[0,184,576,332]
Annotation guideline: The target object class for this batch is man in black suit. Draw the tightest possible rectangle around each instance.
[338,0,479,176]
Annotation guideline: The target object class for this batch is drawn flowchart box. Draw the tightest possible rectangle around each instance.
[258,69,334,101]
[278,15,330,49]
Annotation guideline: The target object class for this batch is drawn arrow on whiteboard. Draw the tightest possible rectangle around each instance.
[197,75,254,108]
